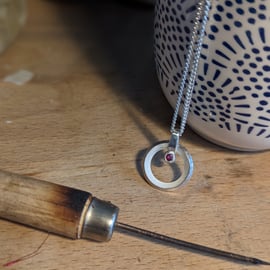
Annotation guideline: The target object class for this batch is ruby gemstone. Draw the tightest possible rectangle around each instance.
[165,153,174,162]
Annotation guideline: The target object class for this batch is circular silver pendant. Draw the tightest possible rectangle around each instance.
[143,142,193,191]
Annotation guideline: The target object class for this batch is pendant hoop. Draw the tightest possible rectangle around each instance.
[143,142,193,191]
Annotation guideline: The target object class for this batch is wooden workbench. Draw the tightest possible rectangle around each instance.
[0,1,269,269]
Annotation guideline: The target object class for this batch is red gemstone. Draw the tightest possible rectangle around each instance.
[165,153,174,162]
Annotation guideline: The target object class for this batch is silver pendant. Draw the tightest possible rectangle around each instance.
[142,0,210,191]
[143,133,193,191]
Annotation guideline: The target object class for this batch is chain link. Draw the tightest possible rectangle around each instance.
[170,0,211,136]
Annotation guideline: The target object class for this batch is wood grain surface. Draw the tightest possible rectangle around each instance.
[0,1,269,269]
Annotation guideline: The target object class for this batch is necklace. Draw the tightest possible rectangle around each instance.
[143,0,211,191]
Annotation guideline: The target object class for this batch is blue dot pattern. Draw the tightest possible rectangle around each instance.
[154,0,270,139]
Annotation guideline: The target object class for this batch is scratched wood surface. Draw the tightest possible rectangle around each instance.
[0,1,269,269]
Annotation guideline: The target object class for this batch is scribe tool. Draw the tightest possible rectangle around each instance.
[0,170,269,265]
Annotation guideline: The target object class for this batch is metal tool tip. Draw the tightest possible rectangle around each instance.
[252,258,270,265]
[115,222,270,266]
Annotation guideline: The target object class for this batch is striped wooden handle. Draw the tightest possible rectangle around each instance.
[0,170,91,239]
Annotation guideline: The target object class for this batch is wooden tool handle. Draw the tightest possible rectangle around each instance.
[0,170,91,239]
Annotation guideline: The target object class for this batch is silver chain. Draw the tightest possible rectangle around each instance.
[170,0,211,136]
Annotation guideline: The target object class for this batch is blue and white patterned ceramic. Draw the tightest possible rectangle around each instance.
[154,0,270,151]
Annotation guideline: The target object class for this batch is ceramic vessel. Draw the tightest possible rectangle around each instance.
[0,0,26,54]
[154,0,270,151]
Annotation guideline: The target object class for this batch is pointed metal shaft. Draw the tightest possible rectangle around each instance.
[115,222,270,265]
